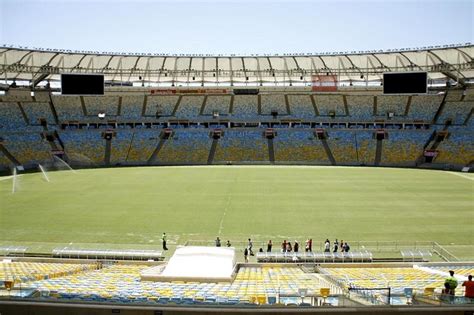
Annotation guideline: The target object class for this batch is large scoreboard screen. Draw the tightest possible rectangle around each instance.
[383,72,427,94]
[61,74,104,95]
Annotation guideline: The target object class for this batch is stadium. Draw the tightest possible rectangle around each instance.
[1,1,474,314]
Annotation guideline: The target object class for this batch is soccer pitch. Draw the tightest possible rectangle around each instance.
[1,166,473,260]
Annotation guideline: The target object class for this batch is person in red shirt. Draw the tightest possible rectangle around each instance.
[462,275,474,299]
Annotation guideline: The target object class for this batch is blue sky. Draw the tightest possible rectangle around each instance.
[1,0,472,54]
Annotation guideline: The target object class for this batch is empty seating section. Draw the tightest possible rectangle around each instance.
[321,267,446,295]
[52,96,84,121]
[435,132,473,165]
[60,131,105,164]
[381,131,431,165]
[273,130,328,163]
[0,261,95,283]
[203,95,231,115]
[408,95,443,121]
[232,95,258,118]
[2,261,474,304]
[438,101,473,125]
[347,96,373,121]
[314,95,345,116]
[22,102,55,124]
[174,96,203,119]
[354,131,376,165]
[377,95,407,119]
[120,95,144,119]
[146,96,179,116]
[83,96,119,116]
[287,95,314,118]
[126,130,160,162]
[1,133,51,165]
[260,94,287,115]
[32,264,325,304]
[214,130,268,162]
[0,152,12,167]
[326,131,358,164]
[110,131,133,164]
[156,130,211,164]
[0,102,27,130]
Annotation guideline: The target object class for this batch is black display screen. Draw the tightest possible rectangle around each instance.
[61,74,104,95]
[383,72,427,94]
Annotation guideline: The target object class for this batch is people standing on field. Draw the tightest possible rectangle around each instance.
[333,239,339,252]
[244,247,249,263]
[294,241,299,253]
[162,232,168,251]
[226,240,231,247]
[281,240,287,252]
[324,239,331,253]
[309,239,313,252]
[324,239,330,252]
[247,238,254,256]
[215,237,221,247]
[305,239,310,252]
[267,240,272,252]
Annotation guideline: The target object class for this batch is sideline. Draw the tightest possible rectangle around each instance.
[448,171,474,181]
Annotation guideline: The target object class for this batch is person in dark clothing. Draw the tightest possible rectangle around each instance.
[282,240,287,253]
[309,239,313,252]
[267,240,272,252]
[248,238,254,256]
[215,237,221,247]
[162,232,168,250]
[226,240,231,247]
[287,242,292,252]
[294,241,299,253]
[333,239,339,253]
[244,248,249,263]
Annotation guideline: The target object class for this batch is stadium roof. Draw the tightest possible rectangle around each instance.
[0,44,472,87]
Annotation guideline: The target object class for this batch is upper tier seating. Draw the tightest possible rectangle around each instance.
[260,94,287,115]
[203,95,231,116]
[83,96,119,117]
[22,102,56,125]
[437,101,473,125]
[408,95,443,121]
[174,96,204,119]
[314,95,345,117]
[232,96,258,119]
[346,95,373,121]
[52,96,84,121]
[287,95,315,118]
[376,95,408,120]
[146,95,179,116]
[120,95,144,119]
[0,102,27,130]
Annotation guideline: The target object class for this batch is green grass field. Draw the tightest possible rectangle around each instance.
[0,166,473,260]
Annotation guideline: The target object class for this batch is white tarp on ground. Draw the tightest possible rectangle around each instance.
[141,246,237,282]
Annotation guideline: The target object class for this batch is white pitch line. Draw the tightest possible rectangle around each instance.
[0,176,13,181]
[448,171,474,181]
[218,195,232,236]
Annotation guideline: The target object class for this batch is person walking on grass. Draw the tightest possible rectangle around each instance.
[244,247,249,263]
[162,232,168,251]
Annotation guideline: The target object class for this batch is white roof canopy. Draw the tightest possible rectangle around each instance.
[0,44,472,86]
